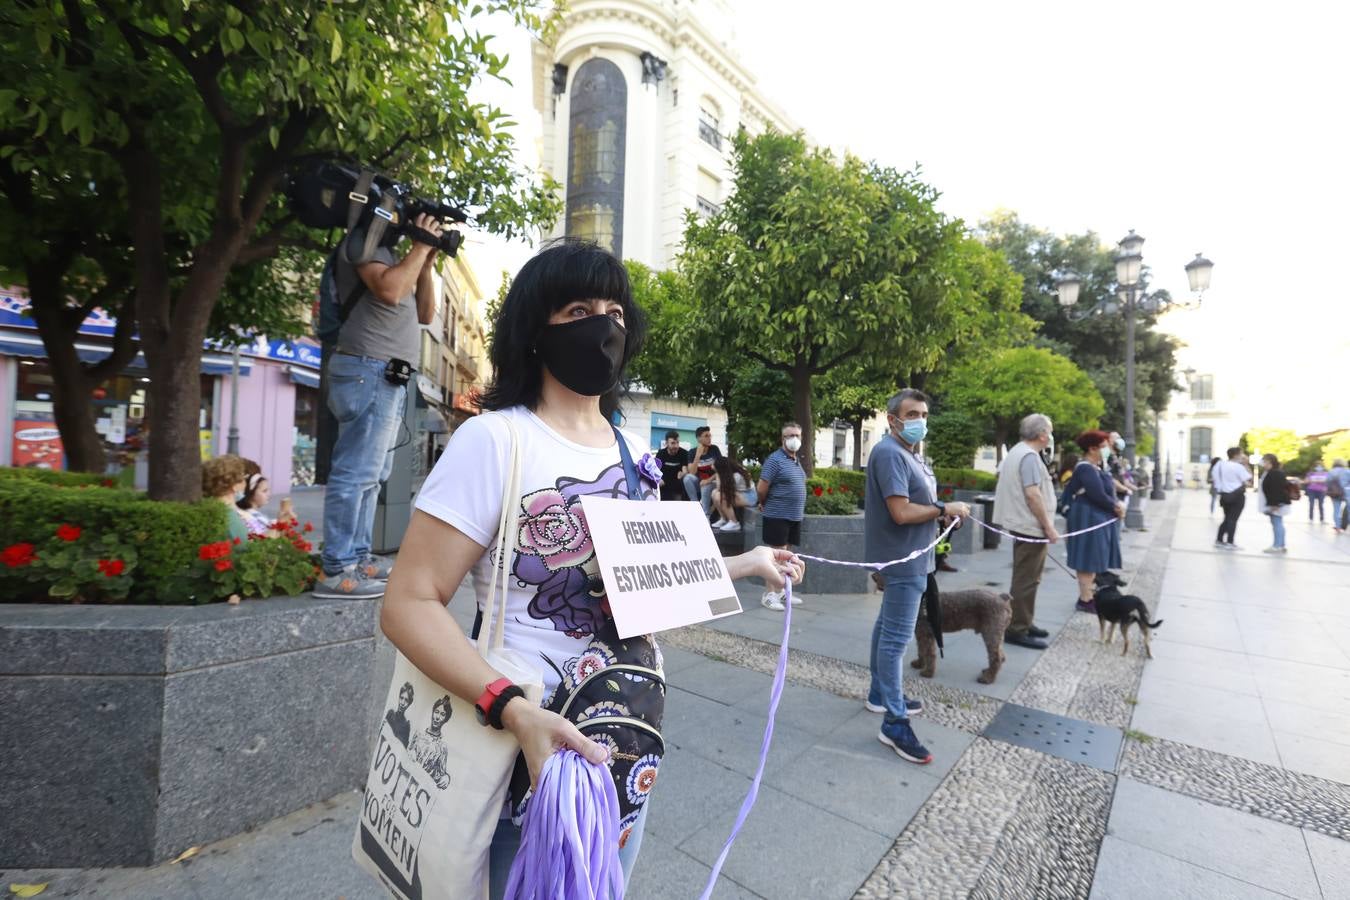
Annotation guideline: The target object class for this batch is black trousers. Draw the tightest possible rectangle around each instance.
[1217,491,1245,544]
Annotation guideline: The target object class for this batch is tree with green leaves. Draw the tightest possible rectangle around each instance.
[1,1,559,499]
[938,346,1104,459]
[1242,427,1303,463]
[978,211,1180,434]
[680,131,959,475]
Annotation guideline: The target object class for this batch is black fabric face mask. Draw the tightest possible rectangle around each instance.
[538,314,627,397]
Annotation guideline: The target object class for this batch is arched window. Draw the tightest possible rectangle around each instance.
[566,58,627,256]
[1190,426,1213,463]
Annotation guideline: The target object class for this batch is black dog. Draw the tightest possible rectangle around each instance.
[1092,584,1162,659]
[1095,571,1127,589]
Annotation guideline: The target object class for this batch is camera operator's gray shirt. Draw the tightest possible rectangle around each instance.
[335,232,420,366]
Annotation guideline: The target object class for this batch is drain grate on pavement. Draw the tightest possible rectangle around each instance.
[981,703,1122,772]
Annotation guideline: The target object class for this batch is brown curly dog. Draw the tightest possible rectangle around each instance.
[872,574,1011,684]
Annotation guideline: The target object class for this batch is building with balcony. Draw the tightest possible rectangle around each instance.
[531,0,795,270]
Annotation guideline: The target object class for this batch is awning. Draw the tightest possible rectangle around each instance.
[421,406,449,434]
[0,333,251,376]
[286,365,321,389]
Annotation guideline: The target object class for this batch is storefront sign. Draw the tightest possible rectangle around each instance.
[579,496,740,639]
[13,420,64,469]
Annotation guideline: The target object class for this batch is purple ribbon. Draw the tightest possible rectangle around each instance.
[504,749,625,900]
[697,576,794,900]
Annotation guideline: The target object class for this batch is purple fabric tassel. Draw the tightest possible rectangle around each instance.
[503,749,625,900]
[697,576,793,900]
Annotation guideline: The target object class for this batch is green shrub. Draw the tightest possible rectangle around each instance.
[927,410,984,470]
[933,467,997,492]
[0,476,227,602]
[805,490,858,515]
[0,467,114,489]
[809,467,865,495]
[168,525,319,603]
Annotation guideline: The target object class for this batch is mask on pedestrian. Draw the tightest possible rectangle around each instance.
[892,417,927,445]
[537,314,626,397]
[1114,437,1125,451]
[1101,445,1112,461]
[784,436,802,452]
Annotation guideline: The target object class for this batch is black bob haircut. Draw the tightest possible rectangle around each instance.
[479,239,646,421]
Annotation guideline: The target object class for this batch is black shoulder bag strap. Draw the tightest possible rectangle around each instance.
[612,426,644,501]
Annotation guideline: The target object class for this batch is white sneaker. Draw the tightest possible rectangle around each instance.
[711,518,725,528]
[1262,546,1280,554]
[719,521,742,532]
[788,590,803,606]
[761,591,785,611]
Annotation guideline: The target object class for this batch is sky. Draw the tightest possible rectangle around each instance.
[469,0,1349,432]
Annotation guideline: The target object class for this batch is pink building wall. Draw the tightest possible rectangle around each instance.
[215,360,297,496]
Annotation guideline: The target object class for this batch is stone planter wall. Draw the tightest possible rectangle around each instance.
[0,596,382,868]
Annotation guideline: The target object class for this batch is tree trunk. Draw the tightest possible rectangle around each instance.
[994,424,1009,464]
[789,364,814,476]
[852,418,864,469]
[26,287,105,475]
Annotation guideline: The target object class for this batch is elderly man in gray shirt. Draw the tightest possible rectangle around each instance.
[992,414,1060,650]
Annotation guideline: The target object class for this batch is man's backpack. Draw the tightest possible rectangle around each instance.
[1328,475,1346,500]
[509,620,666,844]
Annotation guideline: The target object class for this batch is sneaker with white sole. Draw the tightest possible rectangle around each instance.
[357,554,395,580]
[313,565,387,599]
[719,521,742,532]
[761,591,785,611]
[878,717,932,764]
[865,696,923,716]
[788,590,803,606]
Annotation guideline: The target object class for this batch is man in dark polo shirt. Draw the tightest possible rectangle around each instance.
[756,421,807,610]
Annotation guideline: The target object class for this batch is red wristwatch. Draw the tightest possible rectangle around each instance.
[475,677,514,727]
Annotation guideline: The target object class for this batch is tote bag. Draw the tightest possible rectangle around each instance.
[353,413,544,900]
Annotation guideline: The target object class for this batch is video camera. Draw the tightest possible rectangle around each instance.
[287,158,467,257]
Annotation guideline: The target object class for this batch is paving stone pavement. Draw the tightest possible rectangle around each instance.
[6,489,1348,899]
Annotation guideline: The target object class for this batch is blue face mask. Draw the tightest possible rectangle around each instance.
[892,417,928,445]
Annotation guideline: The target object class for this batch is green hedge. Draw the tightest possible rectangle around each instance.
[0,467,114,489]
[934,467,997,492]
[0,475,227,602]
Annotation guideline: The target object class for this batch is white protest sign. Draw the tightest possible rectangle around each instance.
[580,496,741,639]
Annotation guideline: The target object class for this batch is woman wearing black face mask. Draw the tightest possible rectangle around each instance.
[380,240,805,897]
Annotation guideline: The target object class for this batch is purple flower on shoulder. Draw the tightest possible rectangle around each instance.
[637,453,663,488]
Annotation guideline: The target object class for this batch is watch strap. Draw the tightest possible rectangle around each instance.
[475,676,512,720]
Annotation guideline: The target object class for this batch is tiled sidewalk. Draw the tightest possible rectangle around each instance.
[6,489,1347,898]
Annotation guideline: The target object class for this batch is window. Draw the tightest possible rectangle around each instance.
[1189,426,1213,463]
[698,105,721,149]
[565,58,627,256]
[695,196,721,219]
[1190,374,1213,401]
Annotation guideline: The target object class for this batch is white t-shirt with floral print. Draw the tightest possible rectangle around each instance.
[414,405,659,695]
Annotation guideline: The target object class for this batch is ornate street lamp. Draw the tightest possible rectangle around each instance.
[1054,232,1214,529]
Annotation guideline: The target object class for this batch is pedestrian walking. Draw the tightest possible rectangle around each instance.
[379,241,803,897]
[316,212,445,598]
[1329,459,1350,533]
[1259,454,1293,553]
[1212,447,1254,549]
[992,414,1059,650]
[863,389,970,765]
[1305,461,1328,522]
[1064,431,1125,612]
[756,421,808,610]
[1206,456,1221,514]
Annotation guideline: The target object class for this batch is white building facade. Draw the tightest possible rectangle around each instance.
[531,0,794,270]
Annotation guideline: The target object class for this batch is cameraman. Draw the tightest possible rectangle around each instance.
[314,213,444,599]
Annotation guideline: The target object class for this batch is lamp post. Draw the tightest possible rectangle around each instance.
[1056,235,1213,529]
[227,343,242,456]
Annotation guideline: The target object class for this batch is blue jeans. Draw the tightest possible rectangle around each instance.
[1268,513,1286,548]
[868,573,928,721]
[1308,493,1324,521]
[487,803,647,899]
[682,474,715,514]
[320,354,405,574]
[1335,497,1348,529]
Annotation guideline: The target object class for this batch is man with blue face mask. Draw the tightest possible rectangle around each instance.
[863,389,970,765]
